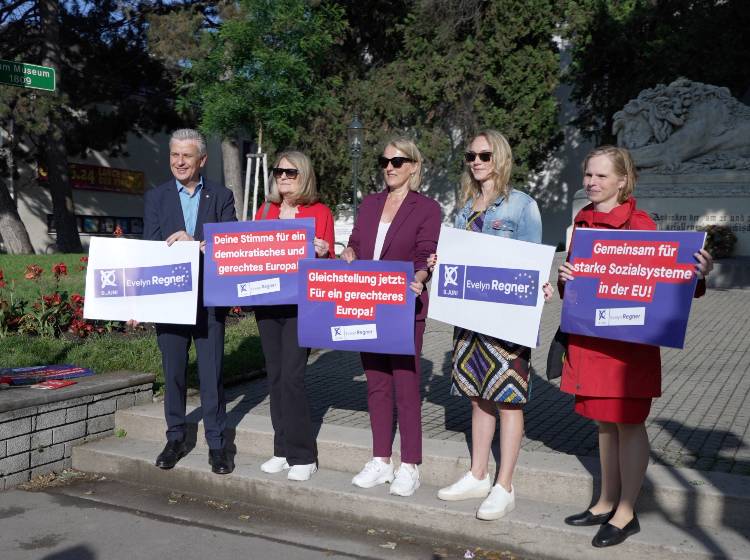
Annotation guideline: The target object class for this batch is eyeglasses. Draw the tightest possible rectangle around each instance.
[272,167,299,179]
[464,151,492,163]
[378,156,414,169]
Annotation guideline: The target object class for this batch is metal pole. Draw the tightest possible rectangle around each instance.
[351,146,361,219]
[243,154,252,221]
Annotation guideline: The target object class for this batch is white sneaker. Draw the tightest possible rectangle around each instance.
[352,458,394,488]
[437,471,491,501]
[476,484,515,520]
[287,462,317,481]
[260,456,290,474]
[389,463,420,497]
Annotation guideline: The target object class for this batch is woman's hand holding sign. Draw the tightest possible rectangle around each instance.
[558,261,575,284]
[314,237,330,258]
[410,270,428,296]
[340,246,356,263]
[694,248,713,279]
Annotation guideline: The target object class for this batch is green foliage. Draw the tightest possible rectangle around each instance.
[564,0,750,142]
[180,0,346,148]
[298,0,563,209]
[0,2,182,165]
[0,254,85,301]
[0,315,264,393]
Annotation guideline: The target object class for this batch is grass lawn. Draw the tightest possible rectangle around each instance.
[1,253,265,392]
[0,316,264,394]
[0,253,86,301]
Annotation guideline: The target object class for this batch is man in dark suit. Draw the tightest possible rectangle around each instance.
[142,128,236,474]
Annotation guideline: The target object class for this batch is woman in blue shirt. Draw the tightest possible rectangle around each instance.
[431,130,551,520]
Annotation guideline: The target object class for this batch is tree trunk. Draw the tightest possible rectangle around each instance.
[221,136,244,220]
[0,180,34,254]
[39,0,82,253]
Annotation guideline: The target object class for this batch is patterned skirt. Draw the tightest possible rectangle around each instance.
[451,327,531,404]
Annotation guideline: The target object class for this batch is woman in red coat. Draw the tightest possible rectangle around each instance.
[253,150,335,482]
[557,146,713,547]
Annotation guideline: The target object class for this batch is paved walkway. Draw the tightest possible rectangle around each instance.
[229,282,750,476]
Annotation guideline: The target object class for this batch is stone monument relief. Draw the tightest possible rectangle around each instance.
[573,78,750,257]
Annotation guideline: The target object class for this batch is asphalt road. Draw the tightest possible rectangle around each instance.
[0,474,522,560]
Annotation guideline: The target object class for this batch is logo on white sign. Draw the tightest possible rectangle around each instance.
[331,324,378,341]
[443,265,459,288]
[237,277,281,298]
[595,307,646,326]
[99,269,118,288]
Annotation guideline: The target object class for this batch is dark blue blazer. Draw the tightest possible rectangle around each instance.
[143,179,237,242]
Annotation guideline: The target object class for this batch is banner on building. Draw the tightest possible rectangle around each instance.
[83,237,199,324]
[561,229,705,348]
[203,219,315,306]
[39,162,145,195]
[297,259,416,354]
[428,226,555,348]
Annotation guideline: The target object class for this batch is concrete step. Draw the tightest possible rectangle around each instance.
[114,402,750,532]
[72,436,749,560]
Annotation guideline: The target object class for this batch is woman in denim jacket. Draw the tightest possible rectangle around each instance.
[430,130,552,520]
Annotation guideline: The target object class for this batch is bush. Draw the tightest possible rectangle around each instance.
[698,225,737,259]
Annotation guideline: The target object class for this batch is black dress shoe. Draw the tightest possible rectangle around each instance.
[592,515,640,548]
[209,448,233,475]
[155,440,187,469]
[564,509,616,526]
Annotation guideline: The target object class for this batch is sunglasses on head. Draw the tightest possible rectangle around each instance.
[272,167,299,179]
[464,151,492,163]
[378,156,414,169]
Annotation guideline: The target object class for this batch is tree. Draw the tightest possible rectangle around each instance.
[565,0,750,143]
[0,0,182,252]
[299,0,563,210]
[149,0,346,219]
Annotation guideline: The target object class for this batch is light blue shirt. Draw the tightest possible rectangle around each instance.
[175,177,203,237]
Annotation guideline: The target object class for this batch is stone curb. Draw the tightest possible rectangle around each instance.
[113,403,750,532]
[72,437,750,560]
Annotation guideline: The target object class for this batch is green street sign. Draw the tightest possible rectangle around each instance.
[0,59,56,91]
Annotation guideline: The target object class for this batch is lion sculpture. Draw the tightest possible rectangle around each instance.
[613,78,750,173]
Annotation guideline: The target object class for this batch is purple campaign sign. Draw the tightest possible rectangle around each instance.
[93,262,192,298]
[561,229,705,348]
[436,264,538,306]
[203,219,315,306]
[297,259,416,355]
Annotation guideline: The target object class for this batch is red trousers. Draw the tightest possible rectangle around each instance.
[360,321,425,464]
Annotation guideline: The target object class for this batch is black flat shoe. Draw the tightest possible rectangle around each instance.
[592,515,640,548]
[155,440,187,469]
[564,509,616,526]
[209,448,233,475]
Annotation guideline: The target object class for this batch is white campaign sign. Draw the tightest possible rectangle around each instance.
[428,226,556,347]
[83,237,200,324]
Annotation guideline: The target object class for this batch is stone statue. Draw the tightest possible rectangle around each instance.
[613,78,750,173]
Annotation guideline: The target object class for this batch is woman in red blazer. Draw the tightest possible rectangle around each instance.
[254,150,335,483]
[341,138,441,497]
[557,146,713,547]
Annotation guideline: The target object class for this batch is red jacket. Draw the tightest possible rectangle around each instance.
[560,198,663,398]
[254,201,335,259]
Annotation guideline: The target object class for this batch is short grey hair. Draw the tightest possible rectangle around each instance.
[170,128,207,157]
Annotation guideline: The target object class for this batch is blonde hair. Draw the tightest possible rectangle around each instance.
[384,138,423,192]
[459,130,513,205]
[582,145,638,203]
[267,150,319,205]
